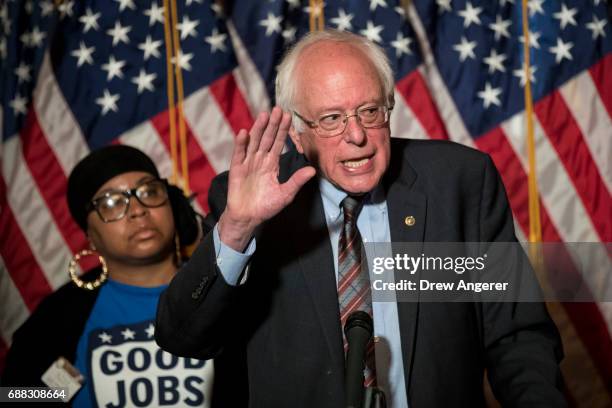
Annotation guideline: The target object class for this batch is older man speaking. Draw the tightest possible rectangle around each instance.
[155,30,564,408]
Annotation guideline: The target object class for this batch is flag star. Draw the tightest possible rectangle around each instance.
[132,69,156,93]
[437,0,452,13]
[553,4,577,30]
[330,9,354,32]
[483,49,507,73]
[513,63,537,87]
[390,32,412,58]
[477,82,502,108]
[186,0,203,4]
[286,0,301,10]
[138,35,162,60]
[0,3,7,21]
[359,21,384,43]
[586,15,606,39]
[519,30,541,49]
[259,13,283,37]
[121,328,136,340]
[96,89,120,115]
[10,94,28,115]
[488,15,511,41]
[0,38,6,60]
[71,41,95,67]
[144,2,164,26]
[369,0,388,12]
[172,51,194,71]
[25,1,33,14]
[98,332,112,343]
[14,62,31,83]
[453,36,477,61]
[40,1,55,17]
[145,323,155,338]
[58,1,74,18]
[29,27,46,47]
[20,32,33,47]
[549,38,573,63]
[394,6,406,19]
[114,0,136,12]
[205,28,227,53]
[107,21,131,46]
[210,3,224,18]
[79,8,101,33]
[527,0,545,17]
[101,55,126,80]
[282,25,297,43]
[177,16,199,40]
[458,2,483,28]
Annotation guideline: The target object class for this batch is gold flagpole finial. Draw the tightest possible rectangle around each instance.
[308,0,325,32]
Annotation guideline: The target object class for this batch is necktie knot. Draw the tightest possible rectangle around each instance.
[341,195,364,224]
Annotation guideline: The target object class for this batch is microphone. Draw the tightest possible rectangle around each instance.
[344,310,373,408]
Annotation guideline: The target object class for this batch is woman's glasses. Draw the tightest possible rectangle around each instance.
[87,179,169,223]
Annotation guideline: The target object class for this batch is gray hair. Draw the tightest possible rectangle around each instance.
[275,29,395,132]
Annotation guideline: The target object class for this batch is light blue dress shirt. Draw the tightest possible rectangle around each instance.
[213,179,408,407]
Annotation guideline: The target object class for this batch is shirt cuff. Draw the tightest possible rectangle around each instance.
[213,223,256,286]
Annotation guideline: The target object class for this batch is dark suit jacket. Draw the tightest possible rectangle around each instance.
[156,138,565,407]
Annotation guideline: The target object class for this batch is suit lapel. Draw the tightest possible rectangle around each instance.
[384,148,427,392]
[288,178,345,373]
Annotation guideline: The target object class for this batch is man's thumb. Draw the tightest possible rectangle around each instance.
[284,166,316,199]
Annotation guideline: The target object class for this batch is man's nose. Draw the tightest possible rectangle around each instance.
[343,114,366,145]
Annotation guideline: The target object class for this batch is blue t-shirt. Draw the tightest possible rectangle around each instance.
[72,279,213,408]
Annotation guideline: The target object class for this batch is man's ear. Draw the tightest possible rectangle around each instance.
[288,126,305,154]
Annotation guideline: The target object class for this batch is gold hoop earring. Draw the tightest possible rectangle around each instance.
[174,234,182,265]
[68,250,108,290]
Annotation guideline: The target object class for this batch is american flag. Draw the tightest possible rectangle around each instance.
[1,0,610,404]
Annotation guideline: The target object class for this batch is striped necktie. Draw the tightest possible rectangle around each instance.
[338,195,376,387]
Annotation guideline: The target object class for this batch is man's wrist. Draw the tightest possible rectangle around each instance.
[218,211,255,252]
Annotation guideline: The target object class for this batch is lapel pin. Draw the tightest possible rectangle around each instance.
[404,216,416,227]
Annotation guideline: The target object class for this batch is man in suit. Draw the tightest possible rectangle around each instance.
[155,30,564,407]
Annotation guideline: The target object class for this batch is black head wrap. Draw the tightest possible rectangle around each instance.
[67,145,199,246]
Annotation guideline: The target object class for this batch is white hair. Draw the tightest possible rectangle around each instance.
[275,29,395,133]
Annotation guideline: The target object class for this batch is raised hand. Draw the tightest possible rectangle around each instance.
[218,107,316,251]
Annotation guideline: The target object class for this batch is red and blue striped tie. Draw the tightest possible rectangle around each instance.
[338,195,376,387]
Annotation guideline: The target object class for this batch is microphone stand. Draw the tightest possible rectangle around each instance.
[363,387,386,408]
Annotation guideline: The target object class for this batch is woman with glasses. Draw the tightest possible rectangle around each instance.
[2,145,214,407]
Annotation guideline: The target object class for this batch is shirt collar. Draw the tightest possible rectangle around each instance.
[318,177,386,222]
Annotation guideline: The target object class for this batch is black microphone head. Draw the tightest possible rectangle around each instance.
[344,310,373,337]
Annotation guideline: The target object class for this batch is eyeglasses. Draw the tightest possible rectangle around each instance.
[293,104,393,138]
[87,179,169,223]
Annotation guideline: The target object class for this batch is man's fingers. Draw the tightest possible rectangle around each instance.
[271,111,292,156]
[231,129,249,167]
[246,111,270,155]
[282,166,316,201]
[258,107,283,153]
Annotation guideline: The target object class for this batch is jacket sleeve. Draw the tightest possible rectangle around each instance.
[479,155,566,407]
[155,173,246,360]
[2,307,53,386]
[2,284,97,387]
